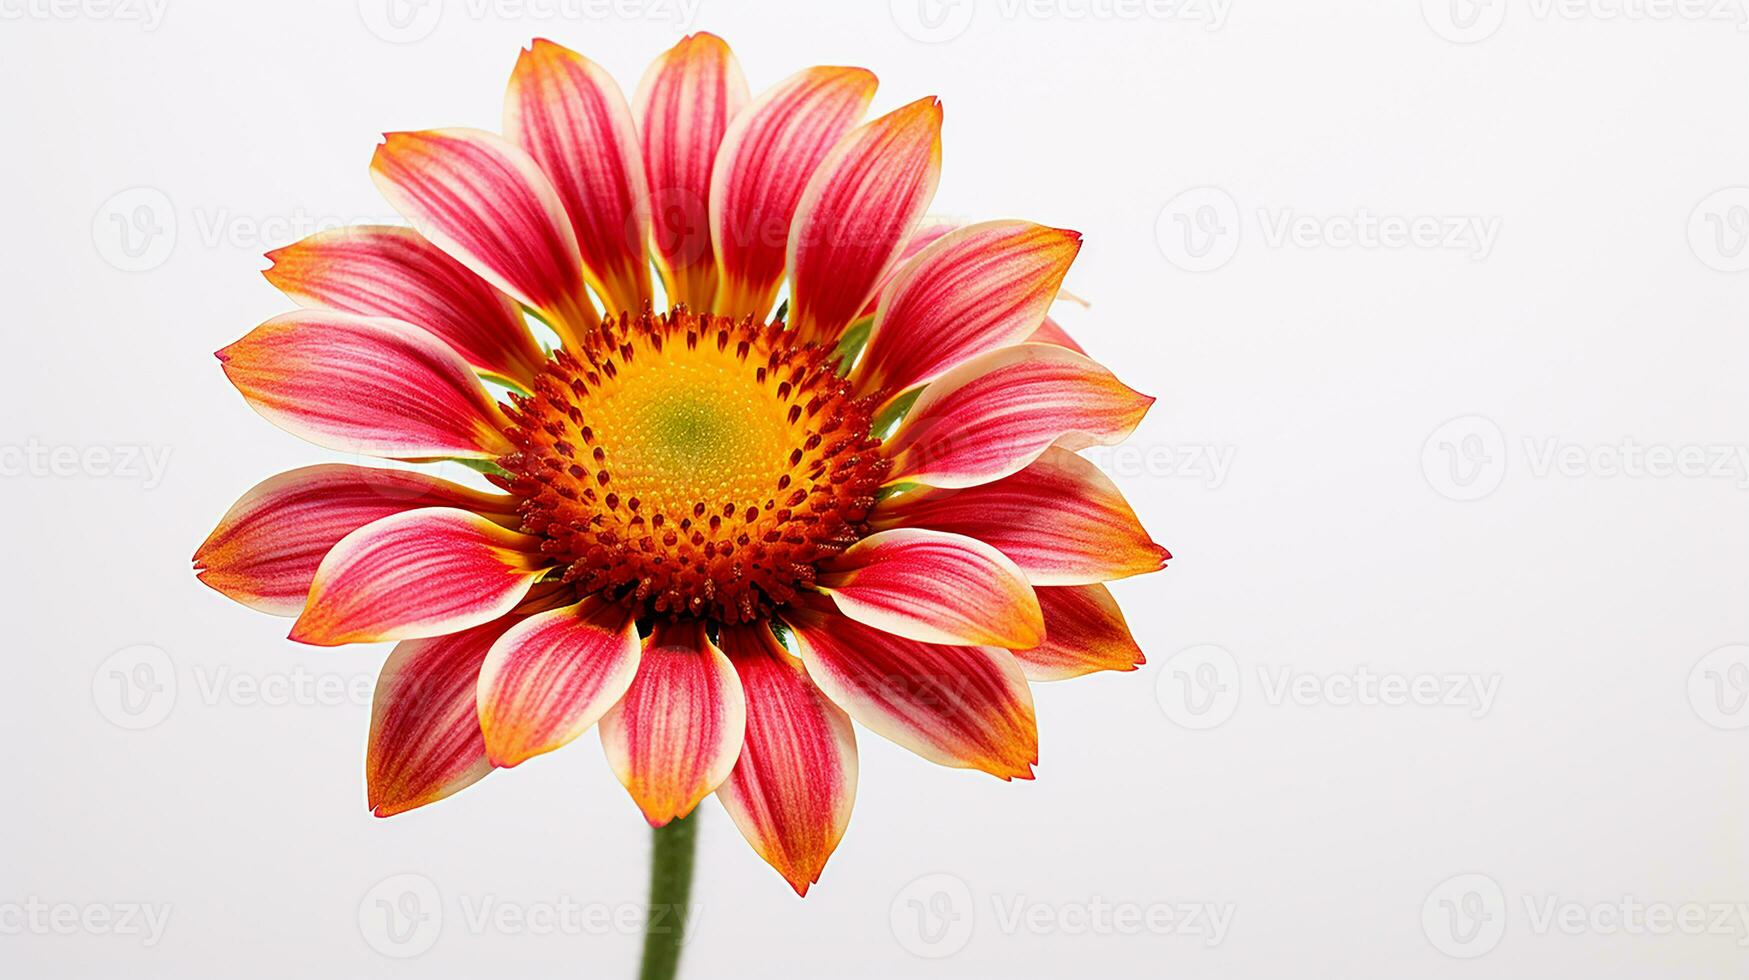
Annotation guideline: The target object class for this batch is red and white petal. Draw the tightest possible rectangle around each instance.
[1025,315,1084,353]
[856,216,961,320]
[217,311,513,460]
[854,220,1081,398]
[786,97,943,347]
[874,447,1169,586]
[715,623,857,896]
[194,464,517,617]
[709,66,877,319]
[785,600,1037,780]
[599,621,747,826]
[475,598,641,767]
[262,225,546,387]
[505,39,652,315]
[289,508,546,647]
[367,616,515,817]
[370,128,595,342]
[1012,584,1147,682]
[884,343,1154,489]
[818,528,1042,649]
[634,32,749,311]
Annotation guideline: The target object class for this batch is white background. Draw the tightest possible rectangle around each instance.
[4,0,1748,977]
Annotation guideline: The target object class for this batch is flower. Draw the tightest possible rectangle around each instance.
[195,34,1168,896]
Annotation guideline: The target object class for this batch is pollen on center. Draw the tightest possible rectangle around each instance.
[492,308,890,624]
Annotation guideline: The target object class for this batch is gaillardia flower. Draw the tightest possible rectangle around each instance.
[196,34,1168,896]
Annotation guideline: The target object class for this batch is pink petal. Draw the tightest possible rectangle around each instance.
[476,598,641,767]
[785,600,1037,780]
[633,32,750,311]
[853,220,1081,399]
[786,97,943,347]
[599,621,747,825]
[874,447,1169,586]
[884,343,1154,489]
[289,507,546,647]
[715,623,857,896]
[1025,315,1085,354]
[262,225,546,387]
[855,216,962,320]
[1012,584,1147,682]
[370,128,595,344]
[505,39,652,316]
[216,310,513,460]
[709,66,877,320]
[194,464,518,617]
[819,528,1042,649]
[367,617,515,817]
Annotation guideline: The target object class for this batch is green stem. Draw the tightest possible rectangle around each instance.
[638,814,697,980]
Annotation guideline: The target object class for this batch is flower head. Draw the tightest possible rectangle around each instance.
[196,34,1168,895]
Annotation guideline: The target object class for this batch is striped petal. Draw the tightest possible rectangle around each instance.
[855,216,961,319]
[634,32,749,311]
[262,225,546,387]
[854,221,1080,398]
[884,343,1153,489]
[874,447,1169,586]
[505,39,652,315]
[785,600,1036,779]
[716,623,857,896]
[1012,584,1147,682]
[289,508,546,647]
[367,617,514,817]
[709,66,877,319]
[194,464,517,617]
[216,310,513,460]
[599,621,747,826]
[786,97,943,346]
[1026,315,1084,353]
[476,598,641,767]
[370,128,595,344]
[819,528,1042,649]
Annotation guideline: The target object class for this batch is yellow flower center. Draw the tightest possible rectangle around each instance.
[496,309,889,623]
